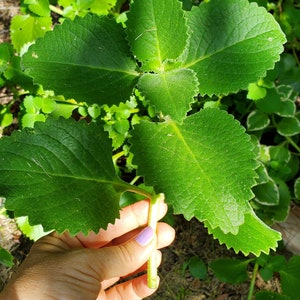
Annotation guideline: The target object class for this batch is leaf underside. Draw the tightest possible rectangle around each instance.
[0,118,128,235]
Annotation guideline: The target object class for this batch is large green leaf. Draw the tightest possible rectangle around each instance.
[0,118,130,235]
[138,69,199,122]
[22,15,139,105]
[205,213,281,256]
[131,108,258,234]
[181,0,286,96]
[126,0,188,71]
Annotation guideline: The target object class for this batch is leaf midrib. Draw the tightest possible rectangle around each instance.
[28,59,139,77]
[181,28,278,70]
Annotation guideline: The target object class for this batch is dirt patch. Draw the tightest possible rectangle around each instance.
[0,0,19,44]
[148,216,280,300]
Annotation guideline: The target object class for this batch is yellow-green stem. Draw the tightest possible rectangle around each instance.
[247,262,259,300]
[147,193,165,288]
[49,4,64,15]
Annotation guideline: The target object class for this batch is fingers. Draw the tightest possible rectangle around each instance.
[109,222,175,250]
[100,250,162,290]
[103,274,159,300]
[77,199,168,248]
[91,226,157,280]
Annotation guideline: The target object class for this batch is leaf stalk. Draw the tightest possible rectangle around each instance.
[147,193,165,288]
[247,262,259,300]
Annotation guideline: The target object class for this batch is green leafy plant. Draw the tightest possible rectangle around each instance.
[0,0,288,287]
[210,254,300,300]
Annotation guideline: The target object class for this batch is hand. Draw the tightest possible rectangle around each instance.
[0,199,175,300]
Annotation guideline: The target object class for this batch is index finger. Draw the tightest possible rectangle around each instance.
[77,198,168,248]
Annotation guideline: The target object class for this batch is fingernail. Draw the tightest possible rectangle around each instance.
[135,226,155,247]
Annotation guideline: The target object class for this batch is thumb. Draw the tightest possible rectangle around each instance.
[90,226,156,281]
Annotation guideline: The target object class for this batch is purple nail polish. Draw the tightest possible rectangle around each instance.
[135,226,155,246]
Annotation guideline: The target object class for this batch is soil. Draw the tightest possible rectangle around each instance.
[0,1,292,299]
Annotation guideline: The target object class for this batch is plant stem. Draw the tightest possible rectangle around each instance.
[147,193,165,288]
[112,150,125,164]
[286,136,300,154]
[49,5,64,15]
[247,262,259,300]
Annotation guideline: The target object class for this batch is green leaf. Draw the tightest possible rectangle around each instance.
[254,178,290,224]
[210,258,253,284]
[131,108,258,235]
[181,0,286,96]
[138,69,199,122]
[50,102,78,119]
[24,0,50,17]
[279,256,300,300]
[126,0,188,71]
[269,146,291,165]
[255,163,269,185]
[22,15,139,105]
[3,55,37,92]
[0,118,129,235]
[187,256,207,280]
[266,255,287,272]
[255,87,296,117]
[0,106,13,128]
[295,178,300,201]
[10,14,52,52]
[247,110,270,131]
[16,216,51,241]
[255,291,290,300]
[277,117,300,137]
[253,177,279,206]
[206,212,281,256]
[89,0,117,15]
[0,43,13,73]
[0,247,14,267]
[247,83,267,100]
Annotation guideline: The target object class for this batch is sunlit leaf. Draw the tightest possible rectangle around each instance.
[0,118,130,235]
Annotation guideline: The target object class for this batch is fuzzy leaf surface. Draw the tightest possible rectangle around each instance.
[22,15,139,105]
[0,118,128,235]
[181,0,286,96]
[126,0,187,71]
[138,69,199,122]
[131,108,257,234]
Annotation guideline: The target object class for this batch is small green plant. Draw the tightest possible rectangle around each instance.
[0,0,290,287]
[209,254,300,300]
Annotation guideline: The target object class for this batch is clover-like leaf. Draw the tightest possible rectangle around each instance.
[277,116,300,136]
[131,108,258,234]
[138,69,199,122]
[0,118,130,235]
[126,0,188,71]
[181,0,286,96]
[10,14,52,52]
[22,14,139,105]
[247,110,270,131]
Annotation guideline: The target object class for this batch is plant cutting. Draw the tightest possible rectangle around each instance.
[0,0,287,287]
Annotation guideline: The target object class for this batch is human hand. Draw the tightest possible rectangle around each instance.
[0,199,175,300]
